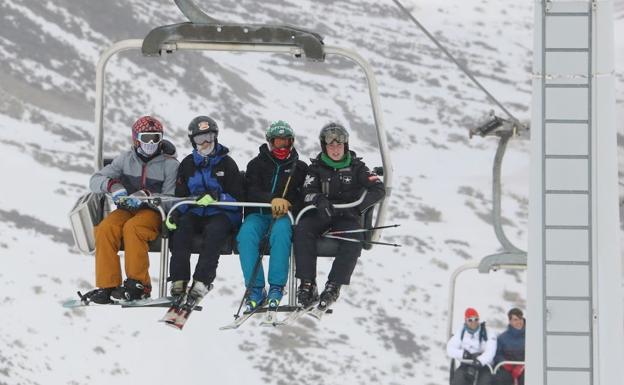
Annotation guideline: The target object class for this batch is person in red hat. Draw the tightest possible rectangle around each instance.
[446,307,498,385]
[82,116,179,304]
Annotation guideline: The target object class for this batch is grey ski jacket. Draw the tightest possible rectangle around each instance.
[89,149,179,196]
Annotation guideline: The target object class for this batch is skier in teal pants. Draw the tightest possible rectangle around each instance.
[237,121,308,310]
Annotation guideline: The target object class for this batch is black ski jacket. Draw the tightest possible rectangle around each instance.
[303,151,385,217]
[244,144,308,216]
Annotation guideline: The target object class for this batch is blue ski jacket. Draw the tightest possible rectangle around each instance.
[175,144,243,226]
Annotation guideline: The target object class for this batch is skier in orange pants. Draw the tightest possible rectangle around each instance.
[84,116,179,304]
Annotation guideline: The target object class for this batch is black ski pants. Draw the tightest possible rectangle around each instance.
[169,212,232,285]
[451,365,493,385]
[492,368,523,385]
[293,212,362,285]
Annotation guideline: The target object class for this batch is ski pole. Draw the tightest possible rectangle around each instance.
[325,224,400,235]
[233,220,275,319]
[322,234,402,247]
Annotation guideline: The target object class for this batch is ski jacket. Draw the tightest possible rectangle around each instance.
[90,147,179,196]
[447,322,497,366]
[175,144,243,225]
[494,323,526,364]
[243,144,308,217]
[302,151,386,217]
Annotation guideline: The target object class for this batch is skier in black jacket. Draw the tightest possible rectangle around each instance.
[294,122,386,309]
[237,120,308,310]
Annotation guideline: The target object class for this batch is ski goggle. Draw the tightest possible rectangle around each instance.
[322,132,348,145]
[137,132,162,144]
[193,131,217,144]
[466,317,479,322]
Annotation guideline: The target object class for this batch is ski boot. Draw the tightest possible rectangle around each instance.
[170,280,188,305]
[185,280,212,307]
[83,287,114,304]
[267,285,284,309]
[318,281,341,310]
[111,279,151,302]
[296,279,318,308]
[245,287,267,312]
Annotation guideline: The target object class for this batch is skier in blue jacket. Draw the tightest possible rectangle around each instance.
[165,116,243,306]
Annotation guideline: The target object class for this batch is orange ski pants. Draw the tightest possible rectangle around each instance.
[94,208,161,288]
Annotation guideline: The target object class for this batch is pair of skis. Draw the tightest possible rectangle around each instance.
[159,295,206,330]
[219,302,333,330]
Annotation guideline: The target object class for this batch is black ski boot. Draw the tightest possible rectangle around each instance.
[297,279,318,308]
[84,288,114,304]
[111,279,151,301]
[318,281,341,310]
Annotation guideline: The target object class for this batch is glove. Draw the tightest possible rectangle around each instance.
[472,358,482,368]
[464,365,478,382]
[196,190,219,206]
[111,188,128,205]
[271,197,291,218]
[165,211,179,231]
[462,350,474,360]
[315,195,334,219]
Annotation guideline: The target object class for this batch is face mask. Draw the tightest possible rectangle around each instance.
[139,141,159,156]
[198,142,215,156]
[271,147,291,160]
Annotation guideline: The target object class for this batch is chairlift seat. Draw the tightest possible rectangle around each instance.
[85,160,378,257]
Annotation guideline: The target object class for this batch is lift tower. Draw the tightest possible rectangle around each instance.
[528,1,623,384]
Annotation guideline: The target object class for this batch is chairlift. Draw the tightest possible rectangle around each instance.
[446,115,527,383]
[68,0,393,320]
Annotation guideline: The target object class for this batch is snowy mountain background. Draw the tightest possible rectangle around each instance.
[0,1,622,384]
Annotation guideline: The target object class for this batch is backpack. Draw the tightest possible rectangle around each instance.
[461,321,488,343]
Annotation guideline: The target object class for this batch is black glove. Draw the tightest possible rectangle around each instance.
[315,195,334,219]
[462,350,474,359]
[464,365,477,382]
[472,358,482,368]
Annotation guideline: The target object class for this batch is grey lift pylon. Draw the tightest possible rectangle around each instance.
[527,1,623,385]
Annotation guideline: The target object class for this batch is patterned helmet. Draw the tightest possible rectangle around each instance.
[131,116,163,148]
[265,120,294,142]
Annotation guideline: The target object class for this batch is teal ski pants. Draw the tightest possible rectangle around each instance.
[236,213,292,288]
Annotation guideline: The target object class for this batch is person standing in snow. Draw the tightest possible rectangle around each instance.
[164,116,243,306]
[293,122,386,310]
[493,308,525,385]
[236,120,308,311]
[85,116,179,304]
[447,307,497,385]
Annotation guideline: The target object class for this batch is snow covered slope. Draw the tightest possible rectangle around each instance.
[0,1,621,384]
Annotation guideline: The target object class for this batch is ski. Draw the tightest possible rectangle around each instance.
[259,308,279,327]
[62,291,153,308]
[163,305,194,330]
[279,305,316,325]
[308,305,330,320]
[219,304,266,330]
